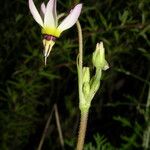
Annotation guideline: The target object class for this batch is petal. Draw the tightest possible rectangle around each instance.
[57,4,82,32]
[44,0,57,28]
[41,2,46,15]
[29,0,43,27]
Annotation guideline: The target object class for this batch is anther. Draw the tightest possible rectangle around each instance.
[43,34,57,41]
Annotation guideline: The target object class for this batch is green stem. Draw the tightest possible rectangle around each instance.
[76,21,88,150]
[76,21,84,109]
[76,21,83,68]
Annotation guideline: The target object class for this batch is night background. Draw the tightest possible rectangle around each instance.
[0,0,150,149]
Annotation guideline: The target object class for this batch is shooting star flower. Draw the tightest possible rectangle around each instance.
[29,0,82,65]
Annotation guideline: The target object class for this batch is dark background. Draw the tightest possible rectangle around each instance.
[0,0,150,149]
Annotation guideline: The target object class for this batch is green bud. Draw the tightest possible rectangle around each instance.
[82,67,90,83]
[90,78,100,94]
[83,82,90,98]
[92,42,109,70]
[82,67,90,98]
[88,75,101,101]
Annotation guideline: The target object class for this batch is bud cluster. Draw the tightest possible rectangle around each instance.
[80,42,109,111]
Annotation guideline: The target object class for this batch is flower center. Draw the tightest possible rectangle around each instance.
[43,34,57,41]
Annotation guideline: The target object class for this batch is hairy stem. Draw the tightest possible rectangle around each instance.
[76,111,89,150]
[76,20,83,107]
[76,21,89,150]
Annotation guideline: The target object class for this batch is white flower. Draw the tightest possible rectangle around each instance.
[29,0,82,65]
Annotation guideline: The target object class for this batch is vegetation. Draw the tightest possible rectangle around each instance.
[0,0,150,149]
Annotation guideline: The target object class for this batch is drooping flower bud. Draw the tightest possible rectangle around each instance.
[92,42,109,70]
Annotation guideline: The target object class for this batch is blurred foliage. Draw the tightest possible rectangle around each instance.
[0,0,150,149]
[84,134,115,150]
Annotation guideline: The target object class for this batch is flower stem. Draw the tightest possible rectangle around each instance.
[76,20,83,107]
[76,21,83,69]
[76,111,89,150]
[76,20,89,150]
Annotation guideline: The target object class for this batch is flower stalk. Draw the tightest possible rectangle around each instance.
[76,20,88,150]
[76,111,89,150]
[76,21,109,149]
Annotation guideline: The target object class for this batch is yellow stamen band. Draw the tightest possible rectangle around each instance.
[42,27,61,37]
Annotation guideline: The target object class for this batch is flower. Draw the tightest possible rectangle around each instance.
[29,0,82,65]
[92,42,109,70]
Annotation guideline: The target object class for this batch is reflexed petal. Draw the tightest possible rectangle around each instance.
[41,3,46,15]
[58,4,82,32]
[44,0,57,28]
[29,0,43,27]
